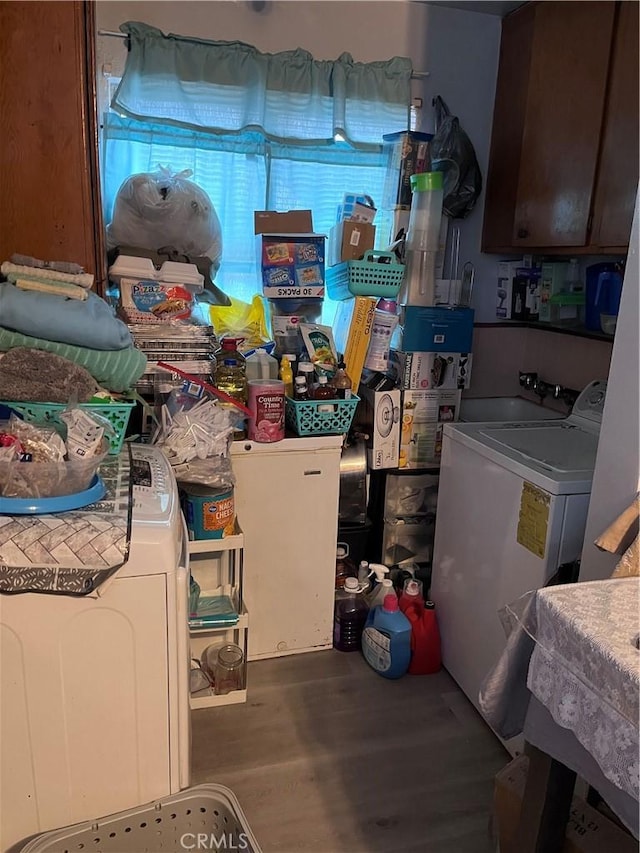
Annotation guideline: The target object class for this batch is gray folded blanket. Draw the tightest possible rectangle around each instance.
[0,348,98,404]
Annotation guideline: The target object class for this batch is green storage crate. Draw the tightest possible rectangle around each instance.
[326,250,404,300]
[285,395,359,436]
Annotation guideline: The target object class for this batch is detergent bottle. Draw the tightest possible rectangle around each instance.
[366,564,394,608]
[404,599,442,675]
[398,578,424,614]
[362,594,412,679]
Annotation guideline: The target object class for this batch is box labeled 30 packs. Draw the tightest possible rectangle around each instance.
[399,389,461,469]
[388,350,472,390]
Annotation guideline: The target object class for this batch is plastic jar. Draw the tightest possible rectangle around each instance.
[405,171,444,253]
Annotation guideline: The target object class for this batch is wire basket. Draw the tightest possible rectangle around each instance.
[326,250,404,300]
[17,784,262,853]
[285,395,359,436]
[1,401,136,455]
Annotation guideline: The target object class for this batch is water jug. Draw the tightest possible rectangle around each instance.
[362,594,411,679]
[333,577,369,652]
[585,263,621,331]
[399,172,444,307]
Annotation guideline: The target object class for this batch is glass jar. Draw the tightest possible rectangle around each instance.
[213,643,245,695]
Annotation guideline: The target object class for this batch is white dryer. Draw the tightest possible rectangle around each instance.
[430,380,607,734]
[0,445,190,853]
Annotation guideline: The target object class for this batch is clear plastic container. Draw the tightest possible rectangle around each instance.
[405,172,444,253]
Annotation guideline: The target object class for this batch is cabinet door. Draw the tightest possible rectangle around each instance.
[481,3,536,252]
[0,2,106,286]
[232,448,341,659]
[512,1,616,248]
[589,1,639,250]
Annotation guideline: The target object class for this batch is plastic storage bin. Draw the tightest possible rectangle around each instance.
[326,251,404,301]
[2,401,136,454]
[285,395,359,436]
[17,784,262,853]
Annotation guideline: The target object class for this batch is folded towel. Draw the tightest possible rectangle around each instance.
[1,261,94,289]
[10,253,85,275]
[0,327,147,393]
[12,276,88,301]
[0,347,98,404]
[0,282,131,350]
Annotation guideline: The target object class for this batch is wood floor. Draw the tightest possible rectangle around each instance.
[191,650,509,853]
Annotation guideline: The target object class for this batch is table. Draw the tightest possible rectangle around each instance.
[479,577,640,849]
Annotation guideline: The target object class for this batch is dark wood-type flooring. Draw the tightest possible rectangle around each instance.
[191,650,509,852]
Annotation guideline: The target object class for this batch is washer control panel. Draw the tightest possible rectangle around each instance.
[572,380,608,425]
[130,444,174,521]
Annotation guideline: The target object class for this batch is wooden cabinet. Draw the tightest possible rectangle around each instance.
[0,1,105,288]
[482,1,639,255]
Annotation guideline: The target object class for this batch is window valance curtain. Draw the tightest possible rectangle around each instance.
[112,21,412,147]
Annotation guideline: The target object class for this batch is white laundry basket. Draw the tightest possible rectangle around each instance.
[18,785,261,853]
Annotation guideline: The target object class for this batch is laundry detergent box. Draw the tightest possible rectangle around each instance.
[388,350,472,390]
[399,389,461,469]
[356,371,401,470]
[255,210,326,299]
[393,306,474,353]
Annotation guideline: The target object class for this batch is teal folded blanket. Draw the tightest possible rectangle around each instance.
[0,282,131,350]
[0,327,147,393]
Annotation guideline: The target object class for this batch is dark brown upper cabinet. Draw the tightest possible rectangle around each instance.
[482,1,639,255]
[0,2,106,289]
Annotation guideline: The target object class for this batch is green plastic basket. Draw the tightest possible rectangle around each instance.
[326,250,404,300]
[285,395,359,436]
[2,400,136,454]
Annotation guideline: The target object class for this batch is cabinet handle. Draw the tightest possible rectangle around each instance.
[517,227,529,239]
[304,469,322,476]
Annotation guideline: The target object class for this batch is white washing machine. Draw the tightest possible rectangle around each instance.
[0,445,190,853]
[430,380,607,734]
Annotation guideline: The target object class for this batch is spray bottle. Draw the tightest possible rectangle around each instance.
[366,564,396,609]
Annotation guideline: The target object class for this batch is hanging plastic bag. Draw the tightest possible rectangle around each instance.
[106,166,223,273]
[430,96,482,220]
[209,295,270,349]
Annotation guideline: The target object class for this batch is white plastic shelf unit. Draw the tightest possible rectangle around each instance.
[187,527,248,710]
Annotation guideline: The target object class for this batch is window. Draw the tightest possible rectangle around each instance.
[101,24,412,324]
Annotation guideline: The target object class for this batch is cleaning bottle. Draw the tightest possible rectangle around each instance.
[279,355,294,397]
[362,594,412,679]
[404,600,442,675]
[366,564,393,608]
[333,577,369,652]
[358,560,371,594]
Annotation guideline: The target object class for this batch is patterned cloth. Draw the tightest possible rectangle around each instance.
[527,579,640,802]
[0,449,132,595]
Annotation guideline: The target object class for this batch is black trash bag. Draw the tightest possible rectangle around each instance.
[430,96,482,219]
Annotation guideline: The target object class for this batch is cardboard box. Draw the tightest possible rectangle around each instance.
[512,267,541,321]
[254,210,326,299]
[328,221,376,266]
[398,389,461,469]
[382,131,433,209]
[494,756,637,853]
[539,262,570,322]
[393,306,474,353]
[388,350,472,390]
[356,373,401,469]
[497,261,520,320]
[332,296,377,393]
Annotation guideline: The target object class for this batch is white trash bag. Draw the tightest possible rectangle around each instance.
[106,167,223,273]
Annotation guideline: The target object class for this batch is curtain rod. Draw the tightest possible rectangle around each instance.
[97,29,430,77]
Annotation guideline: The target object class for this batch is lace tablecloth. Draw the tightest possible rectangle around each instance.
[526,578,639,802]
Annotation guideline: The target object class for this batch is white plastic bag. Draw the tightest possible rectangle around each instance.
[106,167,223,272]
